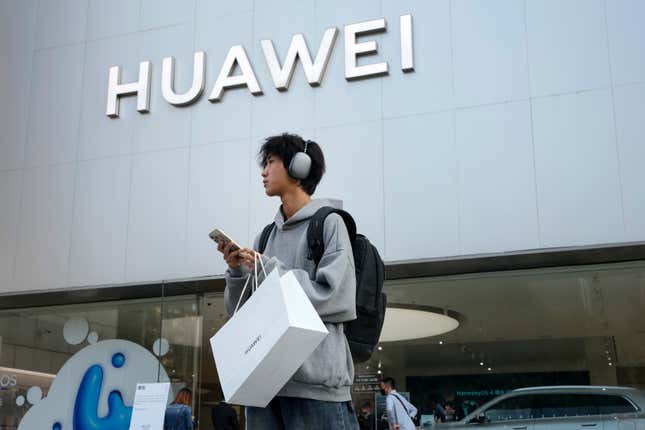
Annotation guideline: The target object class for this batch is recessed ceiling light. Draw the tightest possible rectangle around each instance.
[378,305,461,343]
[480,362,484,366]
[487,368,492,371]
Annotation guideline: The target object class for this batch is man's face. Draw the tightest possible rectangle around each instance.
[261,154,294,196]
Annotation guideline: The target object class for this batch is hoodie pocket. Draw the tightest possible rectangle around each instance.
[291,323,354,388]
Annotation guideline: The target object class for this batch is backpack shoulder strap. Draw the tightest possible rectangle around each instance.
[258,222,275,253]
[307,207,357,265]
[392,393,414,418]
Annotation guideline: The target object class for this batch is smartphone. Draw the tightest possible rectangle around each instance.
[209,228,241,252]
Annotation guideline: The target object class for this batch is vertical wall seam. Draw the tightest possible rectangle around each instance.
[123,0,145,282]
[448,0,462,255]
[65,0,92,287]
[11,0,42,288]
[602,0,628,240]
[524,0,543,248]
[181,0,199,280]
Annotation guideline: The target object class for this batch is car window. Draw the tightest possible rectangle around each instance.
[484,395,533,422]
[533,394,598,418]
[594,395,638,415]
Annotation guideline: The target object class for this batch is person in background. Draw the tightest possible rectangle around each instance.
[358,402,376,430]
[433,400,447,423]
[379,377,417,430]
[211,399,239,430]
[164,388,194,430]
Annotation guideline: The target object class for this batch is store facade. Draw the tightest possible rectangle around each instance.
[1,0,644,429]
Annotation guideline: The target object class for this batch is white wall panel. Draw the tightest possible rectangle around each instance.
[14,164,75,291]
[35,0,88,50]
[0,0,37,171]
[68,156,131,286]
[0,171,22,286]
[526,0,611,97]
[195,0,252,21]
[86,0,141,41]
[382,0,453,118]
[79,33,140,160]
[26,44,84,168]
[315,122,385,254]
[532,90,624,247]
[140,0,195,31]
[614,84,645,240]
[384,112,458,261]
[125,148,189,282]
[456,101,539,254]
[185,139,251,277]
[606,0,645,86]
[452,0,529,107]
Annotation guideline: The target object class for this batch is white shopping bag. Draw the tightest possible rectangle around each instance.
[210,256,328,407]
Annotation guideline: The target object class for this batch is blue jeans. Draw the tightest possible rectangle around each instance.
[246,397,359,429]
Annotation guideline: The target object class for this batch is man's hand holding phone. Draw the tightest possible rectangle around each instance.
[220,243,259,270]
[211,228,260,270]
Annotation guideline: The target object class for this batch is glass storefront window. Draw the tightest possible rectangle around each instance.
[356,261,645,429]
[2,260,644,429]
[0,293,202,430]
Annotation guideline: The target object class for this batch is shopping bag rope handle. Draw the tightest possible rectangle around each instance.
[233,251,267,315]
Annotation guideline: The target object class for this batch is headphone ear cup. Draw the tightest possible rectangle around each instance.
[288,152,312,180]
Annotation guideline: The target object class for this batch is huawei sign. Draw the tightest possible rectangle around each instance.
[106,15,415,118]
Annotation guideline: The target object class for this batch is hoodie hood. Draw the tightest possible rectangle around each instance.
[274,198,343,230]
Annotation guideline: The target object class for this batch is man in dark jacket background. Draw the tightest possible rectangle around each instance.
[211,400,239,430]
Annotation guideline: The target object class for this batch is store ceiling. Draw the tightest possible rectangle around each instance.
[373,261,645,374]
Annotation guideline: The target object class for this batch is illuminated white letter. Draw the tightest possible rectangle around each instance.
[162,51,205,106]
[261,28,339,90]
[106,61,151,117]
[344,18,388,80]
[209,45,263,102]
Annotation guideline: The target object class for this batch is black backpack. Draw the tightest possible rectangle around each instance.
[258,207,386,363]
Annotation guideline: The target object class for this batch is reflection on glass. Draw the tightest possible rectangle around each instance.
[0,295,201,430]
[356,262,645,429]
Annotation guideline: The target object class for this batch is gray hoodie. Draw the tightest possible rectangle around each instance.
[224,199,357,402]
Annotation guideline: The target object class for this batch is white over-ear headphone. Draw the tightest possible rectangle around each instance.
[288,140,312,180]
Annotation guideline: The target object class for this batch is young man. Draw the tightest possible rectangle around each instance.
[217,133,359,429]
[379,377,418,430]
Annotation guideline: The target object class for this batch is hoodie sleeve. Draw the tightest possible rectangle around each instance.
[261,213,357,323]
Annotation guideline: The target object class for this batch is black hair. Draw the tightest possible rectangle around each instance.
[382,377,396,389]
[258,133,325,195]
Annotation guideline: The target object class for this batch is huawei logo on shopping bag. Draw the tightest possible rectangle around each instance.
[244,335,262,355]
